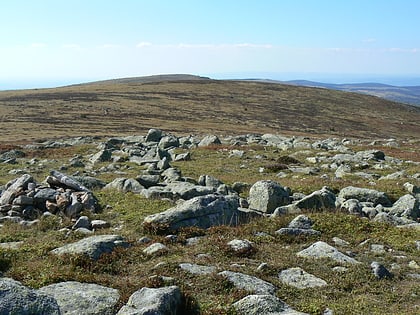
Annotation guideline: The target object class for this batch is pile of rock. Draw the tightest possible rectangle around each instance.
[0,170,99,226]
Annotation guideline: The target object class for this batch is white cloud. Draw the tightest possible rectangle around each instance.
[386,47,420,53]
[362,38,376,43]
[136,42,152,48]
[62,44,81,49]
[101,44,122,49]
[30,43,47,48]
[233,43,273,49]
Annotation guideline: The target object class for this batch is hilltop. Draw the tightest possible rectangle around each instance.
[0,75,419,143]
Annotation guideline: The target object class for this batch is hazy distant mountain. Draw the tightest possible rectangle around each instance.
[281,80,420,107]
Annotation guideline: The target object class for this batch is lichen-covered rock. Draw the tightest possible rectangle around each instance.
[143,194,240,232]
[0,174,33,206]
[0,277,60,315]
[338,186,391,206]
[248,180,289,213]
[117,286,181,315]
[51,234,129,260]
[233,294,308,315]
[218,271,276,295]
[294,187,336,210]
[39,281,120,315]
[198,135,221,147]
[297,241,360,265]
[278,267,328,289]
[389,194,420,220]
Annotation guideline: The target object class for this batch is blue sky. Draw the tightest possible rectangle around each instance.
[1,0,420,89]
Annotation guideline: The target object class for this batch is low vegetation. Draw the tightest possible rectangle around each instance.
[0,138,419,314]
[0,78,419,313]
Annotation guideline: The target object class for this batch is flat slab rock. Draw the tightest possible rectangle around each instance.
[233,294,308,315]
[179,263,216,275]
[218,270,276,295]
[39,281,120,315]
[278,267,328,289]
[297,241,360,265]
[51,235,129,260]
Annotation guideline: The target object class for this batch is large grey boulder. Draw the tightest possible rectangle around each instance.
[90,149,112,164]
[218,271,276,295]
[142,194,240,232]
[0,174,33,205]
[39,281,120,315]
[297,241,360,265]
[165,182,215,200]
[117,286,181,315]
[145,128,163,142]
[0,277,60,315]
[103,178,144,193]
[51,235,129,260]
[198,135,221,147]
[389,194,420,220]
[158,135,179,150]
[248,180,290,213]
[337,186,392,206]
[275,215,321,237]
[233,294,308,315]
[278,267,327,289]
[294,187,336,210]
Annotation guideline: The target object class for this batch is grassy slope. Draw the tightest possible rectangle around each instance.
[0,77,419,314]
[0,79,419,143]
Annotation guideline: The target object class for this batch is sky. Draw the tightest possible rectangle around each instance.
[1,0,420,89]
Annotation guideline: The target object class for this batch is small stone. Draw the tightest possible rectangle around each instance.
[143,242,168,256]
[371,261,392,279]
[227,239,254,255]
[72,215,91,230]
[257,263,269,272]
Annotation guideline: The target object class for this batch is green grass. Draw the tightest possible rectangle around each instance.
[0,138,419,314]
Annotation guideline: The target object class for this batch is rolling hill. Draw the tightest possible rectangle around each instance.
[0,75,419,142]
[282,80,420,107]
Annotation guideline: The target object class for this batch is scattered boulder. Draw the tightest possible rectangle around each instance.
[278,267,328,289]
[145,128,163,142]
[248,180,290,213]
[117,286,182,315]
[143,242,168,256]
[227,239,254,255]
[142,194,241,232]
[51,235,129,260]
[276,214,321,237]
[39,281,120,315]
[297,241,360,265]
[389,194,420,220]
[218,271,276,295]
[0,277,60,315]
[198,135,221,147]
[338,186,392,206]
[233,294,308,315]
[294,187,336,210]
[179,263,216,275]
[371,262,393,279]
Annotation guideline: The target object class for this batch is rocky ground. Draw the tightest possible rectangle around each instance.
[0,129,419,314]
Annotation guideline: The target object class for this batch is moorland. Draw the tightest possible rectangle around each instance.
[0,75,419,314]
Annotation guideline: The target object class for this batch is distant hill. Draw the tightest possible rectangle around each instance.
[0,75,419,142]
[280,80,420,107]
[79,74,211,85]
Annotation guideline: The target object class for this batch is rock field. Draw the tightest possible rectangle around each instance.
[0,129,419,314]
